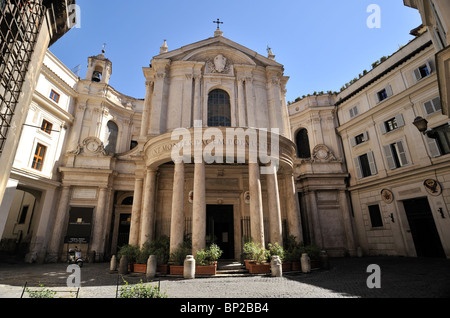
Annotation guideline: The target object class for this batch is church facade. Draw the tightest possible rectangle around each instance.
[1,23,450,264]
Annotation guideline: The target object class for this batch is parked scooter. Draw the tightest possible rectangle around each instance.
[68,246,83,267]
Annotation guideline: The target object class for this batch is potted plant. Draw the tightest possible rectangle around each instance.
[246,243,270,274]
[195,244,223,275]
[118,244,140,272]
[304,244,321,269]
[142,236,170,275]
[267,242,289,271]
[242,241,258,269]
[169,236,192,275]
[133,250,148,274]
[283,236,304,271]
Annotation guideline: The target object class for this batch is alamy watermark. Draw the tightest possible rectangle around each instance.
[367,4,381,29]
[67,4,81,29]
[366,264,381,289]
[67,265,81,288]
[171,121,280,175]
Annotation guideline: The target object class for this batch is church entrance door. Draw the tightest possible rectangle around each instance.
[206,205,234,259]
[403,198,445,258]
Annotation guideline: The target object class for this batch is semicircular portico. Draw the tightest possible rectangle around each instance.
[143,127,296,171]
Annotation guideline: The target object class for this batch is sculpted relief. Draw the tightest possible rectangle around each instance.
[206,54,233,75]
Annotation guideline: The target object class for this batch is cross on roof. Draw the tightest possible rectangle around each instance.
[213,18,223,29]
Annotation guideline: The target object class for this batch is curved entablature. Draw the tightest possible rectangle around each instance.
[142,127,296,172]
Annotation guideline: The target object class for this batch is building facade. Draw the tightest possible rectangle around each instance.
[335,29,450,258]
[1,12,449,264]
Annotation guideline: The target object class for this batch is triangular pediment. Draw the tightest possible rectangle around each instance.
[153,35,282,68]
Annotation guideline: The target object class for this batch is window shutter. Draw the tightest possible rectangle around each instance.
[350,137,357,147]
[383,145,397,170]
[349,108,355,119]
[426,136,441,158]
[367,151,378,175]
[396,141,409,166]
[385,85,393,98]
[426,60,433,74]
[432,97,442,112]
[375,92,380,104]
[395,114,405,127]
[363,131,369,141]
[354,157,363,179]
[413,68,422,81]
[380,122,387,134]
[423,100,435,115]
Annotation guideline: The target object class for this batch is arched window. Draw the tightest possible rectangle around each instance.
[104,121,119,154]
[208,89,231,127]
[296,128,311,158]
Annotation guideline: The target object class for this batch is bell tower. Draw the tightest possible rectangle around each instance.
[86,47,112,84]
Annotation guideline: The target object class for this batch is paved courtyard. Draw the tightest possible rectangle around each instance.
[0,256,449,300]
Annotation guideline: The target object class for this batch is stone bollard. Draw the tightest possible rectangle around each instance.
[184,255,195,279]
[110,255,117,272]
[118,255,128,275]
[271,256,283,277]
[319,250,329,270]
[301,253,311,273]
[146,255,157,278]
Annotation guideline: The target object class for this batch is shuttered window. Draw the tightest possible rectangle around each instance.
[423,97,442,116]
[383,140,409,170]
[354,152,377,179]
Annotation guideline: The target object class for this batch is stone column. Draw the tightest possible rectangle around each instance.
[140,169,158,246]
[140,80,153,137]
[129,177,143,246]
[47,186,71,262]
[266,167,283,246]
[90,187,108,261]
[170,162,185,253]
[285,173,302,242]
[192,161,206,255]
[249,163,265,248]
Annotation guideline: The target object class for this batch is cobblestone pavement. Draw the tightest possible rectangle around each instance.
[0,256,449,299]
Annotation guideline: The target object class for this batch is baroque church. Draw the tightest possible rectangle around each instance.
[1,14,450,264]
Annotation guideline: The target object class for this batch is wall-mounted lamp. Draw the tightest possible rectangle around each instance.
[413,117,438,139]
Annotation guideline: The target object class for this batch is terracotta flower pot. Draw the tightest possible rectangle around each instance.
[248,262,270,274]
[195,263,217,275]
[169,265,184,275]
[282,262,292,272]
[133,264,147,273]
[157,264,169,275]
[291,262,301,271]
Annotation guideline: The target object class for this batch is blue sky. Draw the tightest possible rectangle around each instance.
[50,0,423,103]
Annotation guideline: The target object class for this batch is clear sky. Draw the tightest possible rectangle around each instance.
[49,0,423,103]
